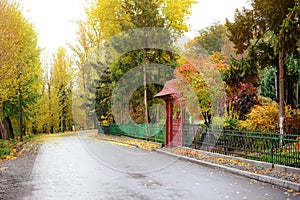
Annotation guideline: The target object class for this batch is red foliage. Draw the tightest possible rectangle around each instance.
[284,114,300,135]
[228,82,258,120]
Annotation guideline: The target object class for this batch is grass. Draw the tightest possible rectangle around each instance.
[0,139,17,159]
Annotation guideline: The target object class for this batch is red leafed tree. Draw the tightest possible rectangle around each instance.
[175,54,226,127]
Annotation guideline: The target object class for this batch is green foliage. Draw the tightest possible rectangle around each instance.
[276,0,300,54]
[86,0,195,123]
[95,68,113,124]
[69,20,101,130]
[0,139,14,159]
[226,0,299,110]
[260,67,277,101]
[286,53,300,75]
[223,57,259,120]
[223,57,259,88]
[193,22,227,54]
[225,7,266,54]
[223,116,239,130]
[253,0,294,34]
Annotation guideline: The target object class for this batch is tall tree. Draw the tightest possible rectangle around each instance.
[185,22,257,121]
[0,0,41,139]
[69,21,97,130]
[84,0,195,124]
[51,48,74,132]
[226,0,299,137]
[191,22,227,54]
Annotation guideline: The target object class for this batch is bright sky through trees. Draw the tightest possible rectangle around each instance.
[21,0,248,53]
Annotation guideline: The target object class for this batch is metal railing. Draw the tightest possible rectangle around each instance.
[98,123,300,168]
[98,123,165,143]
[188,127,300,168]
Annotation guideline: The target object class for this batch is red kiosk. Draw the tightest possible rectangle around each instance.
[155,79,185,147]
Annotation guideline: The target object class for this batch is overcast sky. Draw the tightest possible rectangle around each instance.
[21,0,249,53]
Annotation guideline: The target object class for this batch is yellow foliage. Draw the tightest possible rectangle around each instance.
[239,101,293,133]
[46,48,74,133]
[163,0,197,34]
[0,0,42,139]
[86,0,196,40]
[239,101,279,133]
[86,0,130,39]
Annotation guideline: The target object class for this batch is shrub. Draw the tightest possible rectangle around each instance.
[238,101,279,133]
[238,98,295,133]
[223,116,239,130]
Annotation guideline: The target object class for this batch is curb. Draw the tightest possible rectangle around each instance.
[179,146,300,175]
[155,149,300,192]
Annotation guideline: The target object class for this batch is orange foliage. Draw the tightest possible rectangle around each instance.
[208,52,230,73]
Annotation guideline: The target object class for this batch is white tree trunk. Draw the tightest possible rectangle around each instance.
[279,50,285,147]
[143,64,148,124]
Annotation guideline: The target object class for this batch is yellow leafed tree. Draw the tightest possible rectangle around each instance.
[50,48,74,132]
[0,0,42,139]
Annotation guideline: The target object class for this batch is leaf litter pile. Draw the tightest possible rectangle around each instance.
[95,134,162,151]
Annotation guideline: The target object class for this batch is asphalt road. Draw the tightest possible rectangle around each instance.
[23,131,299,200]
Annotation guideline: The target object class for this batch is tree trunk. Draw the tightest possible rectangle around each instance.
[0,100,8,139]
[143,64,149,124]
[0,121,8,140]
[296,76,299,117]
[5,117,14,139]
[279,50,285,146]
[274,70,278,101]
[285,74,298,109]
[202,111,211,130]
[83,71,89,130]
[19,81,23,142]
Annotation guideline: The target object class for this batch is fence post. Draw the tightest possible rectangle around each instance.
[224,130,227,155]
[270,131,274,168]
[244,132,247,157]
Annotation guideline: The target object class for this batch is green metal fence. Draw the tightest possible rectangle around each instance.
[98,123,165,143]
[190,129,300,168]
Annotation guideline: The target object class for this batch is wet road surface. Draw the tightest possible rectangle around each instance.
[23,131,299,200]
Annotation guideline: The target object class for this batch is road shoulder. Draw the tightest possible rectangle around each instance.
[155,148,300,193]
[0,141,41,200]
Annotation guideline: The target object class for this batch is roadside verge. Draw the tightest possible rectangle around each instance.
[155,148,300,192]
[94,133,300,193]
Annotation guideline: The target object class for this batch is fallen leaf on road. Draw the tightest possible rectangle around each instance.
[96,135,161,151]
